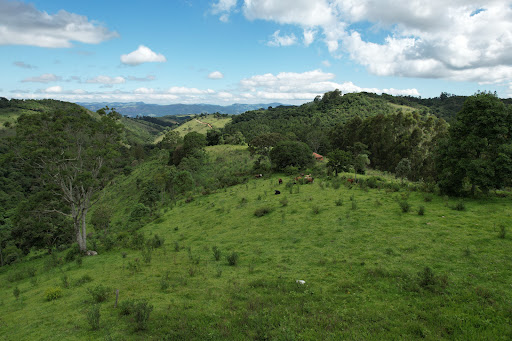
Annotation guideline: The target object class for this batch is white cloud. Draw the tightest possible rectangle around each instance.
[267,30,297,47]
[303,29,316,46]
[243,0,334,26]
[237,0,512,88]
[0,0,118,48]
[211,0,238,22]
[167,87,215,95]
[44,86,62,93]
[120,45,167,66]
[208,71,224,79]
[22,73,61,83]
[322,60,331,67]
[239,69,419,101]
[86,75,126,84]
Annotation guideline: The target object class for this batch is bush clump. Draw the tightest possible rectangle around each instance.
[45,287,63,301]
[119,299,153,331]
[86,304,101,330]
[399,200,410,213]
[227,252,239,266]
[87,284,111,303]
[254,207,272,217]
[212,246,221,261]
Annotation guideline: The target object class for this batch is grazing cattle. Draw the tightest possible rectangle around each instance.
[278,178,283,185]
[294,176,303,182]
[255,174,263,178]
[305,177,314,183]
[275,190,281,195]
[347,178,354,184]
[296,280,306,285]
[86,250,98,256]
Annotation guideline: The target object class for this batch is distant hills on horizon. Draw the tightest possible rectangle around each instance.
[77,101,287,117]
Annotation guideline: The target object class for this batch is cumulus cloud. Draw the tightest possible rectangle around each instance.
[120,45,167,66]
[13,61,36,69]
[44,86,62,93]
[208,71,224,79]
[211,0,237,22]
[239,69,419,101]
[0,0,118,48]
[230,0,512,88]
[86,75,126,84]
[22,73,61,83]
[267,30,297,47]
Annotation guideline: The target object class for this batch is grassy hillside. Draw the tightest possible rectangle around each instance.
[1,147,511,339]
[153,114,232,144]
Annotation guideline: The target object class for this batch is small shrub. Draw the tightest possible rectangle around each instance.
[86,304,101,330]
[227,252,239,266]
[13,287,20,300]
[399,200,410,213]
[499,225,506,239]
[151,234,164,249]
[174,241,180,252]
[75,256,83,267]
[61,275,70,289]
[74,274,93,286]
[130,231,146,250]
[121,252,127,258]
[417,266,448,293]
[45,287,63,301]
[335,198,343,206]
[87,284,111,303]
[423,193,433,202]
[133,300,153,331]
[65,244,80,262]
[254,207,272,217]
[452,201,466,211]
[311,206,320,214]
[212,246,221,261]
[127,259,141,273]
[418,206,425,216]
[118,299,136,316]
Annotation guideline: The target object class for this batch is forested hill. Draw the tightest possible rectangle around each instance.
[223,91,419,143]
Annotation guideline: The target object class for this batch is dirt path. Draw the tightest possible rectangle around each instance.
[195,119,213,129]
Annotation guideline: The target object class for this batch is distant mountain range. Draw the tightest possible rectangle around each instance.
[77,102,285,117]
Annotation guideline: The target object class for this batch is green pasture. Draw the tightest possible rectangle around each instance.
[1,166,511,340]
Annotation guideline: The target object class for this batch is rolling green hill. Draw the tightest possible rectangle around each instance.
[1,144,511,340]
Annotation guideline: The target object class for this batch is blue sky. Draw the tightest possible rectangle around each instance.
[1,0,512,105]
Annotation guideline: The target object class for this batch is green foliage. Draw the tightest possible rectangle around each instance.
[227,251,239,266]
[118,299,136,316]
[437,93,512,195]
[395,158,412,182]
[269,140,313,171]
[399,200,411,213]
[132,300,154,331]
[74,274,93,287]
[86,304,101,330]
[417,267,448,293]
[212,246,221,261]
[418,206,425,216]
[13,286,20,300]
[254,207,272,217]
[87,284,111,303]
[45,287,63,301]
[499,225,506,239]
[452,201,466,211]
[327,149,352,176]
